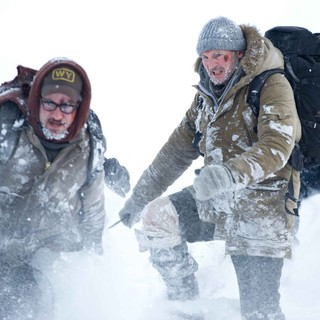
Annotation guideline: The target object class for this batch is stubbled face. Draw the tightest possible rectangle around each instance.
[39,93,78,141]
[201,50,243,85]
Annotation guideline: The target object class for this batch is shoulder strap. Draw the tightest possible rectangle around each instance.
[77,109,106,222]
[0,101,23,163]
[247,68,285,117]
[85,109,107,185]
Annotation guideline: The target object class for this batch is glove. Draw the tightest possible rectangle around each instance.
[193,164,235,201]
[119,197,145,228]
[104,158,131,197]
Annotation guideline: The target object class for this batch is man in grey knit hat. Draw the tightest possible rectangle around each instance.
[119,16,301,320]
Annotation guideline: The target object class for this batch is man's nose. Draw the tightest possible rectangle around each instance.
[207,58,218,67]
[51,107,64,119]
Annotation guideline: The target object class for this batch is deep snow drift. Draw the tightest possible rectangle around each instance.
[31,188,320,320]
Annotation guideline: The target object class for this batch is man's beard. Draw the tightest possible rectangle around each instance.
[209,60,239,85]
[42,126,69,141]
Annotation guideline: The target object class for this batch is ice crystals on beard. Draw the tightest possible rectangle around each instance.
[42,126,69,141]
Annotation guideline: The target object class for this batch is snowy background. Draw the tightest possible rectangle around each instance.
[1,0,320,319]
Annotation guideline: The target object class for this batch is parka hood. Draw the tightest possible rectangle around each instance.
[27,57,92,143]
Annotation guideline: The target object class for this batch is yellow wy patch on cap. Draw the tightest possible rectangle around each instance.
[52,68,76,83]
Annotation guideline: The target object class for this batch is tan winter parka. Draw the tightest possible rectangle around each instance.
[130,24,301,258]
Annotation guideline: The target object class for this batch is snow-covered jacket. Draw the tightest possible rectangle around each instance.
[0,59,106,266]
[128,24,301,258]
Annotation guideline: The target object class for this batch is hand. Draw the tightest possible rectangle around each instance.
[193,164,235,201]
[104,158,131,197]
[119,197,144,228]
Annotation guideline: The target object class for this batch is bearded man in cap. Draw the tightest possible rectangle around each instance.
[118,17,301,319]
[0,57,129,319]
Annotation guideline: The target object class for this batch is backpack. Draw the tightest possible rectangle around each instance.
[247,26,320,172]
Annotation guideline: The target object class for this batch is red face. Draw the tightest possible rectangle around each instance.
[201,50,243,85]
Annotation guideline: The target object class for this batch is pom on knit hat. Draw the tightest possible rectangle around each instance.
[196,17,246,55]
[41,67,83,102]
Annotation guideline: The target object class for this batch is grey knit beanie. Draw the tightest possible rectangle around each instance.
[196,17,246,55]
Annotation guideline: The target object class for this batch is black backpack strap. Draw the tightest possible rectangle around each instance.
[247,68,285,117]
[85,109,106,185]
[0,101,23,163]
[285,178,300,217]
[187,95,204,156]
[77,109,106,224]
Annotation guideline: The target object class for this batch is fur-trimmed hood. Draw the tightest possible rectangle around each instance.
[194,24,284,86]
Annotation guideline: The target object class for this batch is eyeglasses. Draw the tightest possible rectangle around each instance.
[40,97,79,114]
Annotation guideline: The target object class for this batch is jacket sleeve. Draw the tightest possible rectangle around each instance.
[78,170,106,254]
[129,98,201,208]
[225,73,301,186]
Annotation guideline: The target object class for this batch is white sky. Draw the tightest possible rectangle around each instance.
[1,1,320,319]
[0,0,319,188]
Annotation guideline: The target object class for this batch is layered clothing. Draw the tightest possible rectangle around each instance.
[129,24,301,258]
[0,59,106,267]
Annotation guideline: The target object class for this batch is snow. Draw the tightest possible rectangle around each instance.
[31,189,320,320]
[1,0,320,318]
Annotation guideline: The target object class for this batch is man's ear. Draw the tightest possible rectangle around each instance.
[237,50,244,59]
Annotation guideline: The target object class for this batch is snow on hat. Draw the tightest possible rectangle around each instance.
[41,67,83,102]
[196,17,246,55]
